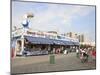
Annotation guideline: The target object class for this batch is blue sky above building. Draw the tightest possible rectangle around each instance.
[12,1,96,42]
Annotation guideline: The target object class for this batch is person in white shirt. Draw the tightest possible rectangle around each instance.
[76,48,79,58]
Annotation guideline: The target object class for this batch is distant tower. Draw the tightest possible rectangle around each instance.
[67,32,72,38]
[78,34,84,43]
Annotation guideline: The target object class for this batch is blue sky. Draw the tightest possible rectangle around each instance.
[12,1,96,42]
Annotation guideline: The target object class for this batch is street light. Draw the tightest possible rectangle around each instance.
[24,12,34,19]
[21,12,34,55]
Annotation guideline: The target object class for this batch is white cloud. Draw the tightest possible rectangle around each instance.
[12,2,95,42]
[28,4,94,32]
[12,3,95,33]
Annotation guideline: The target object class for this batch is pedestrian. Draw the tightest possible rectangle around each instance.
[64,49,68,54]
[53,48,55,54]
[76,48,79,58]
[91,49,96,61]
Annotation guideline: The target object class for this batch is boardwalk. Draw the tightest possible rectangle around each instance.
[11,52,96,74]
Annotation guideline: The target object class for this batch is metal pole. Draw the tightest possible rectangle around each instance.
[21,28,25,55]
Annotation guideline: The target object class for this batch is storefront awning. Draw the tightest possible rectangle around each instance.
[73,42,80,46]
[25,36,54,44]
[62,41,74,45]
[52,39,65,45]
[25,36,76,45]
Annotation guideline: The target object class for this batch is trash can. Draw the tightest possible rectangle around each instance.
[50,54,55,64]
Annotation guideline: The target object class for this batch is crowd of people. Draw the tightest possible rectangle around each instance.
[76,47,96,63]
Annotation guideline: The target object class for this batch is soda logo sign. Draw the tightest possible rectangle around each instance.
[22,20,29,28]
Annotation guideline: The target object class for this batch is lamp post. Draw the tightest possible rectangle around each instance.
[20,12,34,55]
